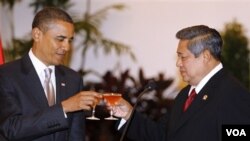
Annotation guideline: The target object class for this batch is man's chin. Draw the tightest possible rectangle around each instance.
[52,60,64,65]
[182,77,189,83]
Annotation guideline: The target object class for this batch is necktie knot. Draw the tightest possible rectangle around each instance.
[44,68,52,81]
[183,88,197,112]
[189,89,197,99]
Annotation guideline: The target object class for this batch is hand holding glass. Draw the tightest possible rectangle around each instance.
[103,93,122,120]
[86,96,102,120]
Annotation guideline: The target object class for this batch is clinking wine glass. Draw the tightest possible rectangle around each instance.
[86,96,101,120]
[103,93,122,120]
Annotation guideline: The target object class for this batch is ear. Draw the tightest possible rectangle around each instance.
[202,49,211,63]
[32,28,41,41]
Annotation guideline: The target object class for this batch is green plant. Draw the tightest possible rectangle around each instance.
[74,0,136,71]
[0,0,21,9]
[84,68,174,141]
[221,20,250,90]
[3,0,136,70]
[1,1,172,141]
[29,0,72,13]
[0,0,23,61]
[3,37,32,60]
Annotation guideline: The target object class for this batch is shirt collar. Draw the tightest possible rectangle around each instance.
[29,49,55,76]
[191,63,223,94]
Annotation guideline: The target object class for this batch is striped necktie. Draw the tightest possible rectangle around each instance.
[183,88,197,112]
[44,68,55,106]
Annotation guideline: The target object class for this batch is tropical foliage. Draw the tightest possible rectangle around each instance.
[1,1,249,141]
[0,1,174,141]
[221,20,250,90]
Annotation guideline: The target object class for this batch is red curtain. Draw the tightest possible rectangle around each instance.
[0,35,4,65]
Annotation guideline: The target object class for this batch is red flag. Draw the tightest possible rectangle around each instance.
[0,35,4,64]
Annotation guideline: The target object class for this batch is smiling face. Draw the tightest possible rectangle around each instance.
[176,40,208,86]
[32,20,74,66]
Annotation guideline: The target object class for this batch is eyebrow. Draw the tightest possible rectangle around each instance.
[177,51,183,55]
[56,35,74,40]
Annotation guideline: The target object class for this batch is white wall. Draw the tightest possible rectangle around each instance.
[1,0,250,98]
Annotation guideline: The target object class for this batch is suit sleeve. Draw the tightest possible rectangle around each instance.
[67,77,85,141]
[0,74,69,140]
[123,111,168,141]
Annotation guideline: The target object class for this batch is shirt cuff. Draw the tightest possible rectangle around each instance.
[118,118,127,130]
[63,110,67,118]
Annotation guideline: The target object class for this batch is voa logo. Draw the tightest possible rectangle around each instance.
[226,129,246,136]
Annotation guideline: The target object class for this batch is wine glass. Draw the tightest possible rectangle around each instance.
[103,93,121,120]
[86,96,101,120]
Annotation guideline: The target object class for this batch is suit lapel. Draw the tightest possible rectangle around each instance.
[55,66,67,104]
[54,67,69,141]
[175,87,212,130]
[167,87,189,134]
[21,54,69,108]
[21,55,48,108]
[171,69,224,133]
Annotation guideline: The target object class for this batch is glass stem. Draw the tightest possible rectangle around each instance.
[92,107,96,117]
[110,107,113,117]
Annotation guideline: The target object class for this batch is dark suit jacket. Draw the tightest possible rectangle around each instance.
[0,54,85,141]
[124,68,250,141]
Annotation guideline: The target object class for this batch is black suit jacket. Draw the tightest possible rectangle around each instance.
[0,54,85,141]
[124,68,250,141]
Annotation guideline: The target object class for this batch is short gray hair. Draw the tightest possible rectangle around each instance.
[176,25,222,61]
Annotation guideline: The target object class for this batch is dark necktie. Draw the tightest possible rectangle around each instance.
[183,88,197,112]
[44,68,55,106]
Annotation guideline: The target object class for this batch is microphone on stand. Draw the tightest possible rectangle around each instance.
[119,80,157,141]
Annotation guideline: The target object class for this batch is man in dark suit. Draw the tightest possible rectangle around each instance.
[112,25,250,141]
[0,7,101,141]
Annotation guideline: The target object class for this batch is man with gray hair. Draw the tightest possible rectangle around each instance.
[113,25,250,141]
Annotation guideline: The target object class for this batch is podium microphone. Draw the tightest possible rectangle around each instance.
[119,80,157,141]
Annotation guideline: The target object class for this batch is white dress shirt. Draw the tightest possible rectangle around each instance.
[28,49,56,100]
[190,63,223,95]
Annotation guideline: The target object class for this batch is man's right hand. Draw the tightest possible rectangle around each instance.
[112,98,133,120]
[61,91,102,113]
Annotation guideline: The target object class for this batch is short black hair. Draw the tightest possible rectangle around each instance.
[32,7,74,32]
